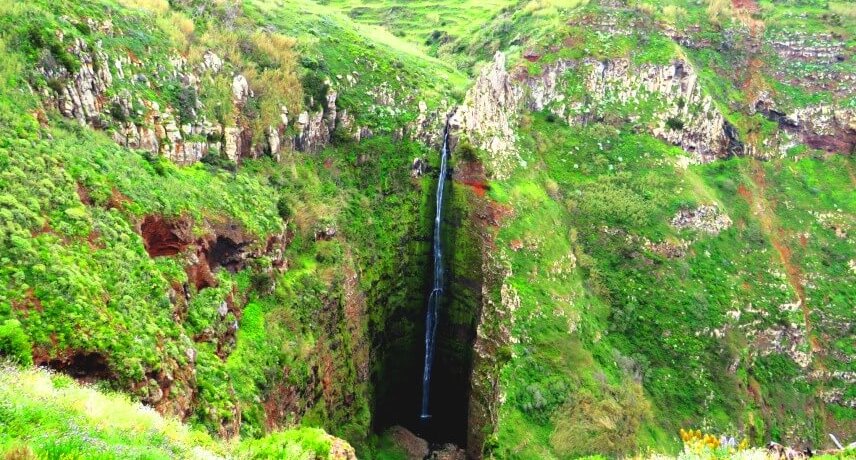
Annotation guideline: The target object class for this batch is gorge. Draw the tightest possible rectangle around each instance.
[420,124,450,423]
[0,0,855,459]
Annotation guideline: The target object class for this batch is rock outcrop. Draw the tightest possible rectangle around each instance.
[671,205,733,235]
[453,52,743,178]
[295,90,339,153]
[522,57,741,162]
[771,32,846,64]
[42,38,113,126]
[37,33,350,167]
[785,105,856,153]
[387,425,429,460]
[452,52,523,179]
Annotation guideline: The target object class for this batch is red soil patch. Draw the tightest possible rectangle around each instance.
[454,160,491,197]
[459,179,488,197]
[76,182,93,205]
[731,0,759,13]
[742,165,819,354]
[523,49,542,62]
[108,188,131,210]
[140,215,193,257]
[87,230,104,250]
[737,184,753,203]
[263,377,301,431]
[186,257,217,290]
[11,289,43,317]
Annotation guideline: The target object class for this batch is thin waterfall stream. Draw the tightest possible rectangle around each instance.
[421,124,450,422]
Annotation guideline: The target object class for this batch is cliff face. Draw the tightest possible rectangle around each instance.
[38,32,344,163]
[457,51,854,171]
[451,52,523,179]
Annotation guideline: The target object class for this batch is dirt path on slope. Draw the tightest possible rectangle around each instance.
[744,162,820,354]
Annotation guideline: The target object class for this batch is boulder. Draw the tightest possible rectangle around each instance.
[387,426,429,460]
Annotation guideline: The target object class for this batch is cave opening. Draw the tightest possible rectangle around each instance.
[205,235,249,272]
[43,351,115,384]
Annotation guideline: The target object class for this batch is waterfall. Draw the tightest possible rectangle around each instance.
[421,125,450,421]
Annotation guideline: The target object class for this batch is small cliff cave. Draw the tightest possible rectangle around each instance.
[41,351,115,384]
[139,215,254,289]
[140,215,193,257]
[205,235,250,272]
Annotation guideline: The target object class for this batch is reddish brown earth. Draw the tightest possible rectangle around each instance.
[263,377,302,431]
[731,0,759,13]
[523,49,542,62]
[140,215,193,257]
[743,163,820,354]
[76,182,93,205]
[454,161,491,198]
[11,288,43,317]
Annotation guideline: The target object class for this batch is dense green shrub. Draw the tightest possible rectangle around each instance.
[0,319,32,366]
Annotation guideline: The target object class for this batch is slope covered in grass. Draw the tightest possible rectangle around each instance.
[0,363,358,459]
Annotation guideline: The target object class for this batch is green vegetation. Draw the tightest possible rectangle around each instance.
[0,0,854,458]
[0,363,353,459]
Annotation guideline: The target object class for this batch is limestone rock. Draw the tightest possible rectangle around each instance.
[407,99,449,149]
[295,90,338,153]
[202,50,223,73]
[671,205,733,235]
[231,74,250,104]
[327,435,358,460]
[223,127,242,161]
[430,444,467,460]
[45,38,113,125]
[356,126,373,142]
[578,59,740,161]
[411,157,428,178]
[771,32,845,64]
[454,52,523,179]
[266,126,281,160]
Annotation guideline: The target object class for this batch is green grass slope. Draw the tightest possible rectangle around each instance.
[0,363,357,459]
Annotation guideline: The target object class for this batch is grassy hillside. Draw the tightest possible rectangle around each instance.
[0,363,358,459]
[449,0,856,457]
[0,0,854,458]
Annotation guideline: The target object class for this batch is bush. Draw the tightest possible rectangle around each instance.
[238,427,334,459]
[549,379,650,457]
[666,116,685,131]
[277,197,292,221]
[0,319,33,366]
